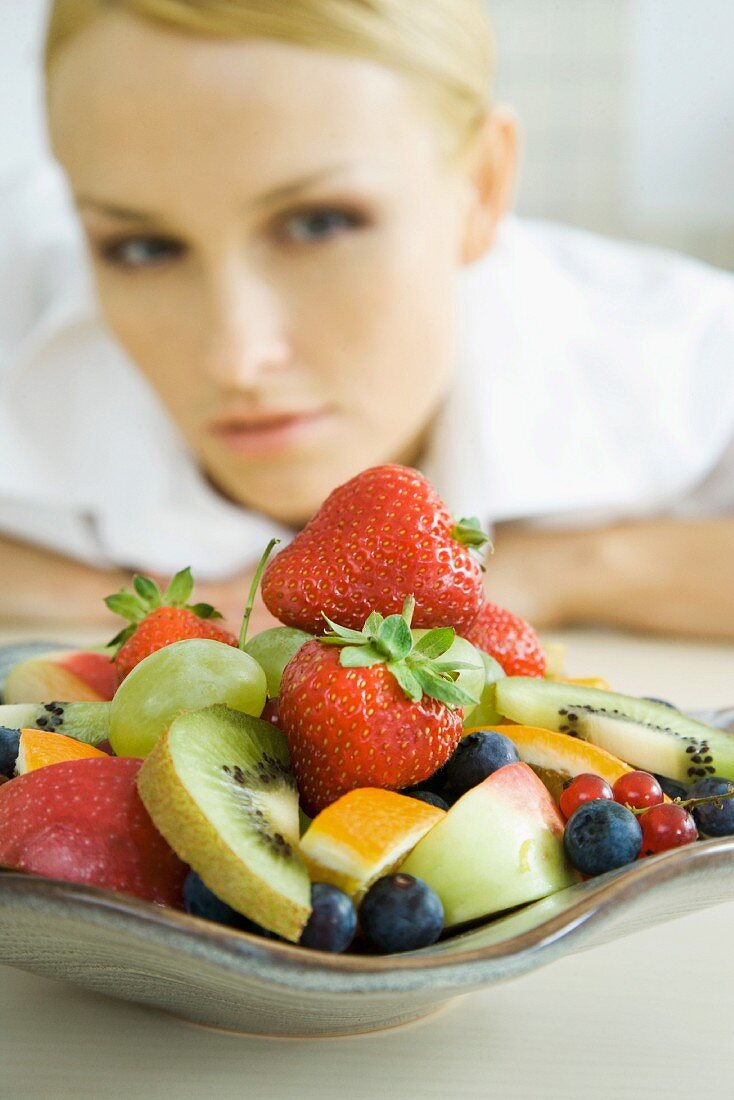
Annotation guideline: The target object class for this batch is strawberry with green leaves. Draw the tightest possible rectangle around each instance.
[261,464,489,635]
[278,597,478,815]
[106,568,237,682]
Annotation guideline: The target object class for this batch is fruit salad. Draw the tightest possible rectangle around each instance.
[1,464,733,957]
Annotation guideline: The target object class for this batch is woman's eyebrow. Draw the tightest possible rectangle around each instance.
[250,162,358,209]
[75,198,159,222]
[74,162,363,224]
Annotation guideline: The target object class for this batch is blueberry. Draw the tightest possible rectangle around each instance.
[440,730,520,797]
[564,800,642,876]
[403,790,450,811]
[183,871,267,935]
[299,883,356,953]
[360,873,444,953]
[688,776,734,836]
[0,727,19,778]
[643,697,678,710]
[652,773,689,802]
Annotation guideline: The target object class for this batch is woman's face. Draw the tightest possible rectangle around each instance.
[49,13,487,522]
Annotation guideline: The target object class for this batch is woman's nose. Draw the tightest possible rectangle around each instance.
[201,276,290,391]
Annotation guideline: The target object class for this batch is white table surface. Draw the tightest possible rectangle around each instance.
[1,626,733,1099]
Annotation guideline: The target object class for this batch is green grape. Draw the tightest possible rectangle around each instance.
[464,651,506,728]
[411,629,485,720]
[109,638,267,758]
[243,627,312,697]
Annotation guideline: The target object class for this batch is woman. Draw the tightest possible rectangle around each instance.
[1,0,733,638]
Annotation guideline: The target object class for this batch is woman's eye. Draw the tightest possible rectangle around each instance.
[278,208,366,245]
[98,236,185,269]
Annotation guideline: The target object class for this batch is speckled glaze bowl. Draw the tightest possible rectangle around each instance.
[1,708,733,1038]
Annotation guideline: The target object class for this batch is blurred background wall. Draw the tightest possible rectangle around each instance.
[2,0,733,270]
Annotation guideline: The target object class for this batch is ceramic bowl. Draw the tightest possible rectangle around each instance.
[1,708,733,1038]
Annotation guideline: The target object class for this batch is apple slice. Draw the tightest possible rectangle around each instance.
[401,762,580,927]
[3,649,118,704]
[0,757,187,907]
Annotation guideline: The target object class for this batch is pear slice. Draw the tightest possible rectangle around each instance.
[138,705,311,942]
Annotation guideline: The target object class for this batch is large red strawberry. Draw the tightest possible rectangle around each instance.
[106,567,237,682]
[261,465,488,635]
[464,601,546,678]
[278,599,475,814]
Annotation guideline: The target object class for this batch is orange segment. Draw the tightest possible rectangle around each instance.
[550,676,611,691]
[17,728,108,775]
[464,724,633,804]
[299,788,444,900]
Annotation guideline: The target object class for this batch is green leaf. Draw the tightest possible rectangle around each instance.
[433,660,483,672]
[132,574,162,608]
[412,665,478,710]
[401,594,416,627]
[451,516,490,549]
[188,603,223,620]
[412,627,455,659]
[103,592,147,622]
[363,611,384,639]
[322,615,369,645]
[339,645,385,668]
[376,614,413,662]
[105,624,137,650]
[387,660,423,702]
[163,566,194,607]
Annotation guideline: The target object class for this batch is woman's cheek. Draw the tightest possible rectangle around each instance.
[93,270,202,399]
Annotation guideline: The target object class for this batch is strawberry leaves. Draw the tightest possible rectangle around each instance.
[451,516,489,550]
[104,566,223,653]
[322,597,479,711]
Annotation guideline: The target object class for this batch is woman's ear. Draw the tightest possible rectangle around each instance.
[460,105,519,264]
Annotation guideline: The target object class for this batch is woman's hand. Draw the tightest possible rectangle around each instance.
[488,517,734,640]
[0,536,280,640]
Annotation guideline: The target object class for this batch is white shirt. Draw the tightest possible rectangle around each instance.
[2,160,733,579]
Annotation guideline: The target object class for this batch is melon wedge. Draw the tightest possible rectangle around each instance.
[401,762,580,927]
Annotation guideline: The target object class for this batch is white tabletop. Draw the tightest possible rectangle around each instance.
[2,626,733,1099]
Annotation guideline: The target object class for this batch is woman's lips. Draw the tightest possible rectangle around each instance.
[207,408,335,458]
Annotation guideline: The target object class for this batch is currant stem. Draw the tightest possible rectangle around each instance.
[628,787,734,816]
[238,538,280,650]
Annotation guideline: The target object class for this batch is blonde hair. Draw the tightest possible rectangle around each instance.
[44,0,494,155]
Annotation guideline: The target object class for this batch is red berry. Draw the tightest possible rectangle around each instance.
[106,568,236,681]
[261,465,487,634]
[640,803,698,854]
[463,601,546,678]
[612,771,664,810]
[559,773,614,820]
[279,638,463,816]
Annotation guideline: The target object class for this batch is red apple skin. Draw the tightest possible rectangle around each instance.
[57,652,119,700]
[3,650,118,704]
[0,758,187,907]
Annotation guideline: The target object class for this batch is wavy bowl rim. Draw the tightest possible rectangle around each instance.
[2,835,734,993]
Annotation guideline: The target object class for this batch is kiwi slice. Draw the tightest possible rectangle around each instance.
[0,701,110,745]
[137,705,311,942]
[495,678,734,784]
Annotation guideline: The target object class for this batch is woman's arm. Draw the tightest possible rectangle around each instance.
[487,517,734,640]
[0,536,278,636]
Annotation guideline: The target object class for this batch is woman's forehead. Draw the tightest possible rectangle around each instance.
[48,11,439,202]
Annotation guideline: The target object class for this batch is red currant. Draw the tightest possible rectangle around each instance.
[559,773,614,820]
[612,770,664,810]
[640,803,698,854]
